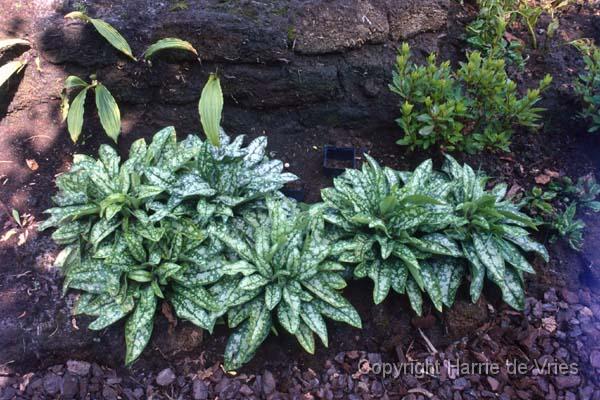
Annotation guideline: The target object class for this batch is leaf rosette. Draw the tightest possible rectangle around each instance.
[41,126,297,365]
[441,155,548,310]
[211,197,361,371]
[68,224,225,365]
[319,155,462,314]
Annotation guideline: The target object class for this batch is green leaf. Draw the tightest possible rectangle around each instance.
[277,301,300,334]
[89,297,135,330]
[393,244,424,290]
[413,234,462,257]
[124,285,157,365]
[222,260,256,276]
[303,278,346,308]
[223,303,272,371]
[495,237,535,274]
[462,242,485,303]
[124,229,146,262]
[95,83,121,142]
[0,38,29,52]
[66,12,136,60]
[313,299,362,329]
[501,267,525,310]
[66,87,88,142]
[198,74,223,147]
[171,285,220,330]
[264,284,282,310]
[51,220,89,244]
[127,270,153,283]
[420,262,443,312]
[368,261,392,304]
[0,60,26,89]
[143,38,198,59]
[89,218,119,249]
[434,258,464,308]
[504,233,549,262]
[301,302,329,347]
[406,277,423,315]
[64,75,88,89]
[294,322,316,354]
[472,233,505,283]
[390,261,408,294]
[239,274,270,291]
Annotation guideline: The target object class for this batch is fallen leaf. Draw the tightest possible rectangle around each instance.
[17,230,28,246]
[19,373,34,392]
[408,388,434,398]
[0,228,17,242]
[506,184,523,199]
[535,174,552,185]
[542,316,557,333]
[504,31,525,46]
[26,159,39,171]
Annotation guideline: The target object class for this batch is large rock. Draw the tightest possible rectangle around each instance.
[386,0,450,40]
[293,0,389,54]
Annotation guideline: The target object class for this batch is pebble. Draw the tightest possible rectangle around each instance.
[262,370,276,395]
[590,350,600,369]
[554,375,581,390]
[487,376,500,391]
[156,368,176,386]
[66,360,91,376]
[192,379,208,400]
[42,373,61,395]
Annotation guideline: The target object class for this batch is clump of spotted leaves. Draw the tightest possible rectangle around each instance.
[321,154,547,314]
[211,196,361,371]
[441,155,548,310]
[40,126,298,365]
[72,225,225,365]
[320,154,462,315]
[145,129,298,224]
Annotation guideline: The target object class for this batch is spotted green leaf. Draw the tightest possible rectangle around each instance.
[124,286,157,365]
[223,303,272,371]
[295,322,316,354]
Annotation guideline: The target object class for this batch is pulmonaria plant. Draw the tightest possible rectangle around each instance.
[70,226,224,365]
[211,197,361,371]
[389,43,552,153]
[40,126,297,365]
[39,126,205,246]
[441,155,548,309]
[320,155,463,315]
[145,129,298,224]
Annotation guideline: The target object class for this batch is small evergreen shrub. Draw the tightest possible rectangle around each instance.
[390,43,552,153]
[572,40,600,132]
